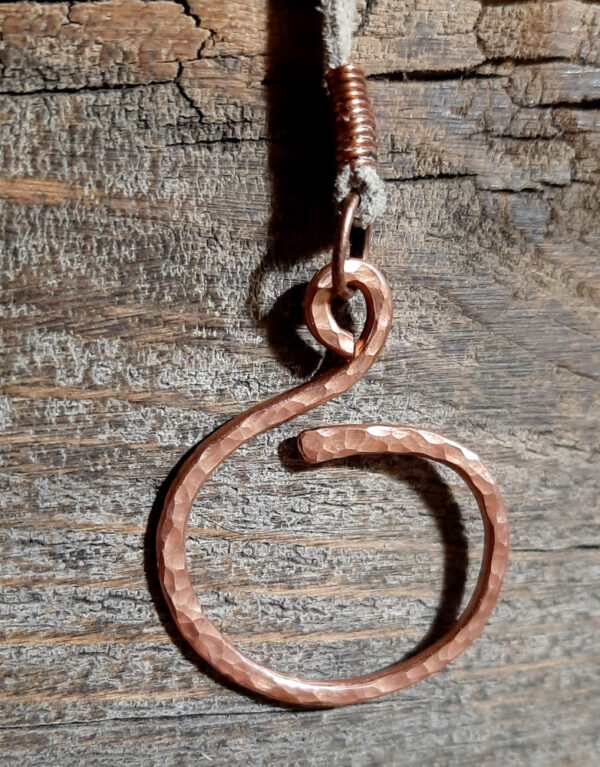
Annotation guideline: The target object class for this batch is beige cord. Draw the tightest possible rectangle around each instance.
[318,0,387,227]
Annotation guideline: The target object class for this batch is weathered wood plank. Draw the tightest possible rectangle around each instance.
[1,0,599,765]
[3,0,600,95]
[478,0,600,65]
[0,1,209,92]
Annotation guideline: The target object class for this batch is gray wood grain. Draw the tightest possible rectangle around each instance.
[1,1,599,765]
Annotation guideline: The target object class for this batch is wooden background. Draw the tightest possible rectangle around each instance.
[1,1,599,764]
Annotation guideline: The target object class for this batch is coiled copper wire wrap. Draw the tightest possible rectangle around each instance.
[325,63,377,173]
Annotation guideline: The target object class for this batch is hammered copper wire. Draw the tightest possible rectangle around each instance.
[156,259,509,708]
[325,63,378,172]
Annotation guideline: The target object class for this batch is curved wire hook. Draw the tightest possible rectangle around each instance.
[156,259,508,708]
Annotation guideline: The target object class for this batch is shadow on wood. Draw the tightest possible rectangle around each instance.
[247,0,335,380]
[278,439,469,661]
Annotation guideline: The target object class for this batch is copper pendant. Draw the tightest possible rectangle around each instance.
[156,257,509,708]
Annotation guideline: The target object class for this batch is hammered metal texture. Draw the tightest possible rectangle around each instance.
[156,259,509,708]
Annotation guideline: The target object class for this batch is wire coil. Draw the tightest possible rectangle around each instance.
[325,63,377,173]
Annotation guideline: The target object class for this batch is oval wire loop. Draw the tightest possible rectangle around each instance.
[332,192,372,300]
[157,259,508,708]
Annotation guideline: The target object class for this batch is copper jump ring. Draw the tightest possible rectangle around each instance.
[332,192,373,300]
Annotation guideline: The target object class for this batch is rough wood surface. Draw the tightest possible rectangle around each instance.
[1,1,599,765]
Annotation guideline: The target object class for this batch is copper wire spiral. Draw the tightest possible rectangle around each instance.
[325,63,377,173]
